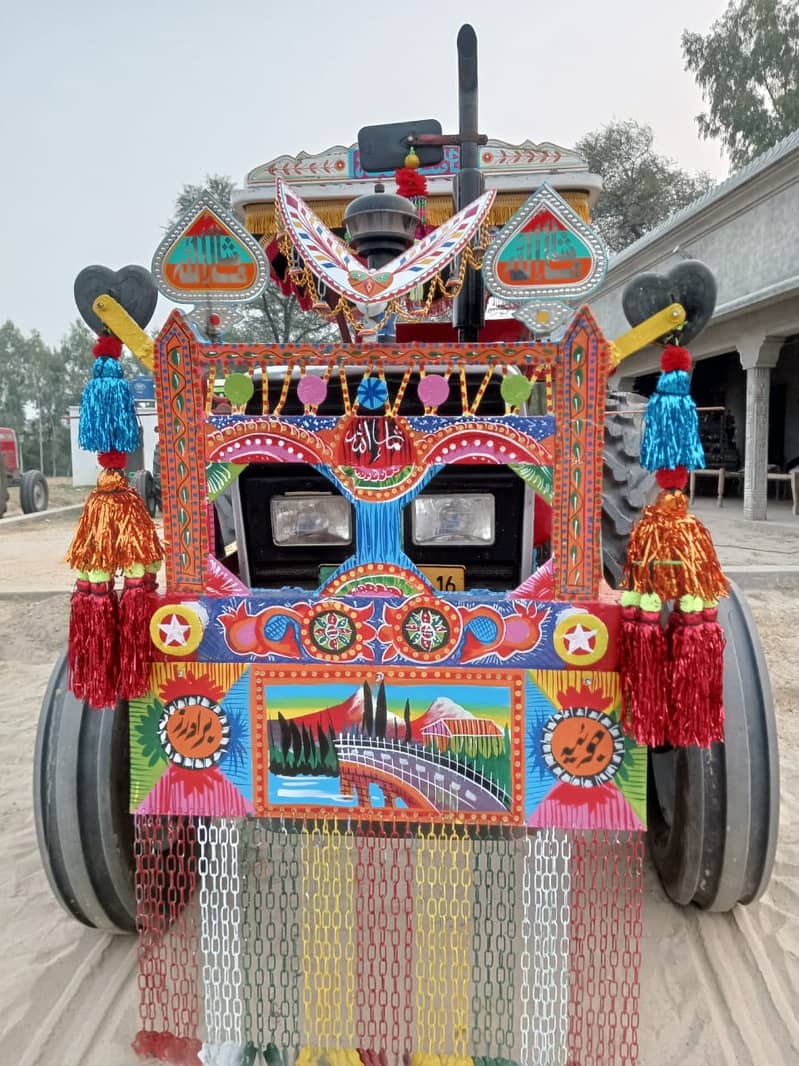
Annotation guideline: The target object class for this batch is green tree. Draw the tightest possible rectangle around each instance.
[576,120,714,252]
[174,174,236,220]
[0,321,30,440]
[683,0,799,169]
[171,175,336,345]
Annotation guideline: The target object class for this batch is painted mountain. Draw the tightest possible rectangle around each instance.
[274,687,481,744]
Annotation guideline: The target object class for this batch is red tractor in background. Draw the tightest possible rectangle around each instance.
[0,428,49,517]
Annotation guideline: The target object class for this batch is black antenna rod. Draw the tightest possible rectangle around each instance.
[453,24,486,343]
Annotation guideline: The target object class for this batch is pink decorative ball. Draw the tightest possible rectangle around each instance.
[417,374,450,408]
[297,375,328,406]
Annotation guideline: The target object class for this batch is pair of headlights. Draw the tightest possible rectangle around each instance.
[270,493,496,547]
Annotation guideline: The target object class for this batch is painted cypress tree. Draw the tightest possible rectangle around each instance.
[362,682,374,737]
[375,680,387,740]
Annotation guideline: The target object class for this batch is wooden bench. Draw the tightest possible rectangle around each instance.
[688,468,798,514]
[688,468,742,507]
[767,470,799,515]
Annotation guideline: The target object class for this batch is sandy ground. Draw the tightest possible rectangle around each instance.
[1,513,798,1064]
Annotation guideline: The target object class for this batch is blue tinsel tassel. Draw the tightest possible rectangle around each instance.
[640,369,705,472]
[78,356,140,453]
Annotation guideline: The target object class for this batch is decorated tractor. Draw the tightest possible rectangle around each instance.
[0,427,48,517]
[35,26,777,1066]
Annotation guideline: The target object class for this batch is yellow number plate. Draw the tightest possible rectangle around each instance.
[319,564,465,592]
[420,565,465,592]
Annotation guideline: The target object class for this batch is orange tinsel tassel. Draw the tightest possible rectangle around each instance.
[624,490,729,603]
[667,599,726,747]
[619,592,670,746]
[66,469,162,574]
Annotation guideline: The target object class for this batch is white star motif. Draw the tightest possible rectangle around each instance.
[159,613,191,646]
[563,623,596,654]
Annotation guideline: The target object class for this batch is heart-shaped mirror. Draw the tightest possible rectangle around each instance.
[622,260,717,344]
[74,264,158,336]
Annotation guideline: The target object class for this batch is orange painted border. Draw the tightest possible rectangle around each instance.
[155,308,611,600]
[250,664,526,826]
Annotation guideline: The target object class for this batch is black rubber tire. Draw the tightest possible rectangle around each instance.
[134,468,158,518]
[647,583,780,911]
[20,469,48,513]
[33,649,137,933]
[602,392,656,587]
[151,441,162,513]
[0,454,8,518]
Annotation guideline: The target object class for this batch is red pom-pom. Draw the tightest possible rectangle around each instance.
[394,167,428,199]
[655,466,688,490]
[660,344,691,373]
[98,449,128,469]
[93,334,123,359]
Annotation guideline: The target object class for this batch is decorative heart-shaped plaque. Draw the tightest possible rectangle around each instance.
[74,264,158,336]
[622,260,717,344]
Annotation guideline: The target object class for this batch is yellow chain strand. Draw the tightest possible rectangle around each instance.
[261,361,269,414]
[274,363,294,415]
[459,366,470,415]
[339,366,351,415]
[300,823,315,1046]
[341,824,356,1040]
[469,365,496,415]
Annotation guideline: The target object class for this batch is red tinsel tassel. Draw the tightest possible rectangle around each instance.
[67,579,92,696]
[620,597,670,746]
[67,579,120,708]
[132,1030,201,1064]
[668,603,726,747]
[118,573,159,699]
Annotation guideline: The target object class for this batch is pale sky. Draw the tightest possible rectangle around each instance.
[2,0,732,346]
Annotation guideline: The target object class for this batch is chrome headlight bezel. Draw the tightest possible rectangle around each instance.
[270,494,353,547]
[410,494,496,547]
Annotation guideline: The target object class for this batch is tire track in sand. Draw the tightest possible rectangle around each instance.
[685,905,798,1065]
[18,934,137,1066]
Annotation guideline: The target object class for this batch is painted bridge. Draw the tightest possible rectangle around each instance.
[334,736,509,813]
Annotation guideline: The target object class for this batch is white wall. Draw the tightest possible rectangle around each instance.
[69,403,159,487]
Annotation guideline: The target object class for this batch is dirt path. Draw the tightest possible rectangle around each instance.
[1,580,797,1064]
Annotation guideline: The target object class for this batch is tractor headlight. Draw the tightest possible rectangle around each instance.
[271,494,352,546]
[411,494,495,546]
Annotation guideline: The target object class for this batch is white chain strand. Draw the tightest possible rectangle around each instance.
[519,830,533,1066]
[198,820,221,1045]
[226,821,243,1046]
[533,827,553,1064]
[557,830,572,1063]
[532,828,571,1066]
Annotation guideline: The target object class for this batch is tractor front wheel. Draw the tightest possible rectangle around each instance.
[20,469,48,513]
[0,455,8,518]
[647,583,780,911]
[33,650,136,933]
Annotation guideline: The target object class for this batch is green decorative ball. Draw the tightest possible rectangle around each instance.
[224,373,255,406]
[500,374,533,407]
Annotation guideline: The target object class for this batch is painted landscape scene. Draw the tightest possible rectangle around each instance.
[264,676,515,816]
